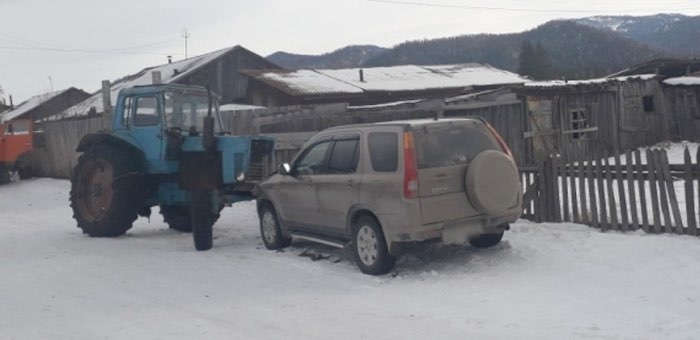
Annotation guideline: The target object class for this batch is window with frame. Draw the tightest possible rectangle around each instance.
[327,139,359,174]
[368,132,398,172]
[293,141,331,175]
[570,109,589,140]
[134,96,160,126]
[643,95,655,113]
[122,96,134,125]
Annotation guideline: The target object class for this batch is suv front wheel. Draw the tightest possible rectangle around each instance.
[353,215,394,275]
[259,203,291,250]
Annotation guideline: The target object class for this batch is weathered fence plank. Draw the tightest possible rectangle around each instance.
[660,151,684,234]
[604,152,619,230]
[684,148,697,235]
[597,152,609,230]
[569,150,580,223]
[654,150,673,233]
[636,149,650,232]
[646,149,662,233]
[615,151,630,231]
[625,150,639,230]
[561,155,570,222]
[587,150,599,228]
[577,150,589,224]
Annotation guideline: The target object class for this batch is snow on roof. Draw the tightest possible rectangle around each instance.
[1,88,70,122]
[248,69,363,96]
[58,47,236,119]
[663,76,700,86]
[525,74,657,88]
[347,99,426,110]
[219,103,265,111]
[247,64,529,96]
[422,64,529,87]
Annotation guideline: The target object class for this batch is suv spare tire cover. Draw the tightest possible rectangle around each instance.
[465,150,520,216]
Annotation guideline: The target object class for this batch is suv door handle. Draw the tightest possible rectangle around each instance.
[347,179,357,186]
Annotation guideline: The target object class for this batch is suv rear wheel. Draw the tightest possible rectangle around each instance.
[469,230,505,248]
[353,215,394,275]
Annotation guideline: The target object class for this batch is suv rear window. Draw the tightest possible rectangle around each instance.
[413,122,500,169]
[368,132,398,172]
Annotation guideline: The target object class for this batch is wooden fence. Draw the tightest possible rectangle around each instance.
[523,145,700,236]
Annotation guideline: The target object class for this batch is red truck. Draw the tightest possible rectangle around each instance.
[0,119,33,184]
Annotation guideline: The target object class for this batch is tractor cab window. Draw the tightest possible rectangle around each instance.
[134,97,160,126]
[163,91,221,133]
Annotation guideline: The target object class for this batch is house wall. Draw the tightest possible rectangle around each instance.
[663,86,700,142]
[175,47,281,105]
[618,79,670,150]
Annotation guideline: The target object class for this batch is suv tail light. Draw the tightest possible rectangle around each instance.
[484,122,513,159]
[403,131,418,199]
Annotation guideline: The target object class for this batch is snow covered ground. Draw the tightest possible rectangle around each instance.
[1,179,700,339]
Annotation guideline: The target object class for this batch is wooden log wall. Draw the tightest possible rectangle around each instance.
[29,116,110,178]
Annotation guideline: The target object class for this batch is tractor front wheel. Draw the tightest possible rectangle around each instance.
[70,144,145,237]
[190,190,220,251]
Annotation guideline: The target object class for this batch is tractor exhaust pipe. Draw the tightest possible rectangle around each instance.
[202,86,216,151]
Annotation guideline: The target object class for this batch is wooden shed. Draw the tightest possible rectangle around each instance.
[662,76,700,142]
[513,75,669,164]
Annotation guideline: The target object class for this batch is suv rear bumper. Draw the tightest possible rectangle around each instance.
[381,206,520,251]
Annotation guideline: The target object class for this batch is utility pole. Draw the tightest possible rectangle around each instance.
[182,28,190,59]
[48,76,53,92]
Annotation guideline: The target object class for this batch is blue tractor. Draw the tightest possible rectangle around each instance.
[70,84,274,250]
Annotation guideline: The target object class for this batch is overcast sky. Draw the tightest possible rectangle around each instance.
[1,0,699,102]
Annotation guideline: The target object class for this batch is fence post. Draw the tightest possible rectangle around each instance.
[101,80,112,119]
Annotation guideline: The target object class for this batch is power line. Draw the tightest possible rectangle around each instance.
[367,0,700,13]
[0,31,178,54]
[0,45,182,57]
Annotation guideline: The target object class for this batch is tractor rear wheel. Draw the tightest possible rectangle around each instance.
[70,144,145,237]
[160,205,192,232]
[190,190,220,251]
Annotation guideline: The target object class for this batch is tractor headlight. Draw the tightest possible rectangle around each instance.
[236,172,246,182]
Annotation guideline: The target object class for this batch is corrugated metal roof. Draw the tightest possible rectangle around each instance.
[246,64,528,96]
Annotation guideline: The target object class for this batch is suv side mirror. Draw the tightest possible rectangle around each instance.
[278,163,291,175]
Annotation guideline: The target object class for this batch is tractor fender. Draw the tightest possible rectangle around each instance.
[76,133,143,160]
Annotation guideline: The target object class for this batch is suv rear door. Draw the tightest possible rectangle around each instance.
[412,120,501,224]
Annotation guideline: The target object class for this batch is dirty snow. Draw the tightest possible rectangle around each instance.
[1,178,699,339]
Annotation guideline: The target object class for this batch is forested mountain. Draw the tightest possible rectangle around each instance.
[267,14,700,79]
[364,21,665,79]
[575,14,700,56]
[267,45,388,69]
